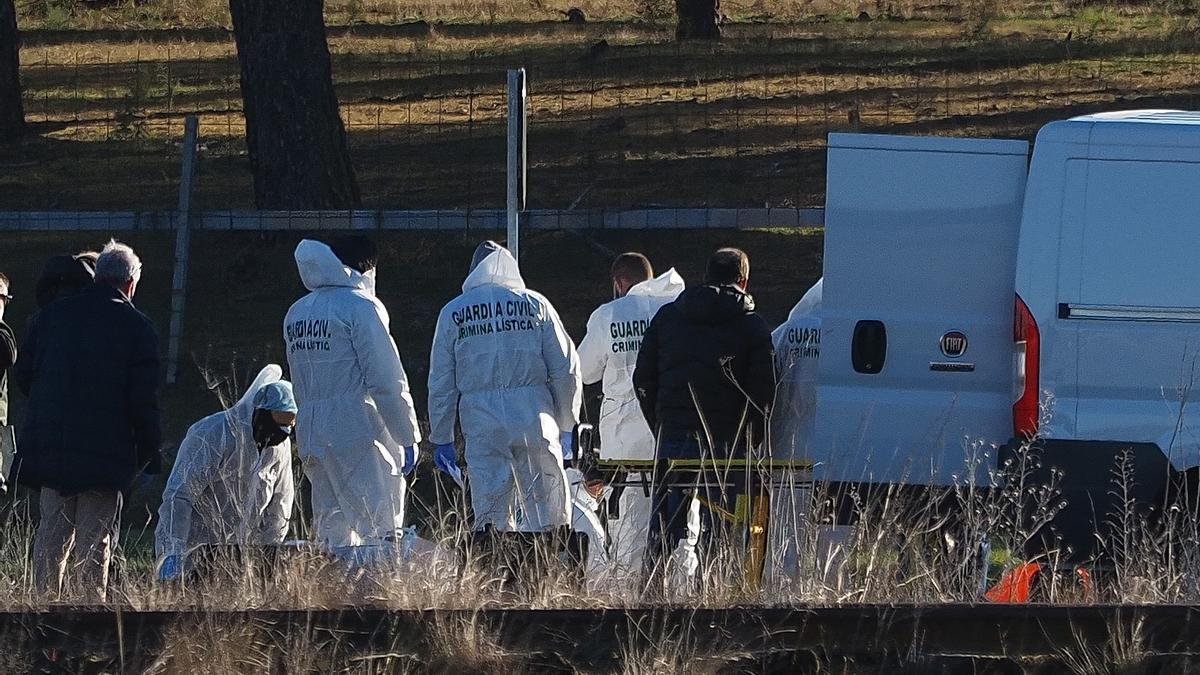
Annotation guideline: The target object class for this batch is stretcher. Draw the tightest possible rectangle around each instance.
[591,456,813,588]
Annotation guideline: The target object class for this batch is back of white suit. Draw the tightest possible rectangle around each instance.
[577,269,684,575]
[428,248,581,532]
[285,240,421,548]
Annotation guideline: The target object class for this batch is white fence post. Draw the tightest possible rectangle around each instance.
[166,115,199,385]
[506,68,527,262]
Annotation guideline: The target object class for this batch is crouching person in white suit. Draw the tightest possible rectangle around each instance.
[155,365,297,581]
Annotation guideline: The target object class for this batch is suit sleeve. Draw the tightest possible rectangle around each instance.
[250,442,294,545]
[577,307,609,386]
[154,426,218,558]
[130,321,163,474]
[353,300,421,449]
[426,307,460,446]
[541,300,582,433]
[632,313,661,434]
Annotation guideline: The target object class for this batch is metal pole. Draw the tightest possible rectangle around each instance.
[506,69,526,262]
[166,115,199,385]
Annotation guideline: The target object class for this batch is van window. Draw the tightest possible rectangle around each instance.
[1081,160,1200,308]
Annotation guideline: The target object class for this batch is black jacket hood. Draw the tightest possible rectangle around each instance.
[678,284,756,324]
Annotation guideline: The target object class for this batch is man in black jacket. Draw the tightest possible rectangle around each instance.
[633,247,775,591]
[15,241,162,601]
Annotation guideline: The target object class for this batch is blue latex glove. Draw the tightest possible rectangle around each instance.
[158,554,183,582]
[402,445,419,476]
[560,431,574,466]
[434,443,457,476]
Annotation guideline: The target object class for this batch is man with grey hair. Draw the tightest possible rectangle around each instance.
[16,239,162,601]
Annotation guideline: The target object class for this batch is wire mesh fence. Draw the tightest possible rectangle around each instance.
[8,28,1200,212]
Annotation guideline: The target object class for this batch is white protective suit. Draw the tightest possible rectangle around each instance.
[766,278,822,584]
[428,246,582,532]
[566,468,608,578]
[155,365,295,559]
[284,240,422,548]
[577,268,685,574]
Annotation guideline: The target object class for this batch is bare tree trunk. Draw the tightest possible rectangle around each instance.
[229,0,360,209]
[0,0,25,141]
[675,0,721,39]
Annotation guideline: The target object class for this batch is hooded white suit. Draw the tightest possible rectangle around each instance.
[770,277,822,459]
[155,365,295,559]
[766,278,822,584]
[428,247,582,532]
[284,240,421,548]
[577,268,684,574]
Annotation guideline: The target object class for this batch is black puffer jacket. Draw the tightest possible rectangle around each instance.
[633,284,775,453]
[14,282,162,494]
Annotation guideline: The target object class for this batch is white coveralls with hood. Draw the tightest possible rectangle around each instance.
[155,365,296,563]
[284,240,422,550]
[428,243,582,532]
[577,268,685,575]
[766,277,822,583]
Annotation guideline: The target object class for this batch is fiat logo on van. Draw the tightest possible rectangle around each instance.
[940,331,968,358]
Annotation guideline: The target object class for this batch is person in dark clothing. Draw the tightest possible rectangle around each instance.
[34,253,96,310]
[0,273,15,428]
[14,241,162,601]
[633,247,775,593]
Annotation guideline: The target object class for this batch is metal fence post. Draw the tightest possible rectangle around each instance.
[166,115,199,385]
[506,69,527,262]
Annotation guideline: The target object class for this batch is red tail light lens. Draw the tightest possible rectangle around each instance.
[1013,294,1040,439]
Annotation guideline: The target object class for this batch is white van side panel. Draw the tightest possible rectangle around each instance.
[1068,157,1200,467]
[815,134,1028,486]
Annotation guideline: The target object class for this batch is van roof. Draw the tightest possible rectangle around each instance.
[1069,109,1200,125]
[1040,109,1200,148]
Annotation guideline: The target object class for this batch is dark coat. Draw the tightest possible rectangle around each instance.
[0,321,14,426]
[633,284,776,454]
[14,282,162,494]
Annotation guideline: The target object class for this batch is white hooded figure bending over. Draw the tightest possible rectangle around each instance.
[155,364,296,579]
[284,238,421,553]
[428,241,582,533]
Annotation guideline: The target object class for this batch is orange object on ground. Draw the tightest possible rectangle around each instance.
[985,562,1041,603]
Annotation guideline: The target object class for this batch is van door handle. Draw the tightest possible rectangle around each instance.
[852,320,886,374]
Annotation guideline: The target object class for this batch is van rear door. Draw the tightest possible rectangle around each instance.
[812,133,1028,487]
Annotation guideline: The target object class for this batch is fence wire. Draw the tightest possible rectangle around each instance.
[10,33,1200,211]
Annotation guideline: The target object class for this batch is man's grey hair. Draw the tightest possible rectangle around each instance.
[95,240,142,287]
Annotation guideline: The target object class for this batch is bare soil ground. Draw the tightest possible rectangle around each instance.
[4,7,1200,210]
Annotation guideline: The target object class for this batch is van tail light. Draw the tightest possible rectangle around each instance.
[1013,294,1040,439]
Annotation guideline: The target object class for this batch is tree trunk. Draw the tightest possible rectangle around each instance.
[229,0,360,209]
[675,0,721,39]
[0,0,25,141]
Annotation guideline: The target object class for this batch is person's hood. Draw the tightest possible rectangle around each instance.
[229,364,284,423]
[785,277,823,322]
[294,240,376,295]
[626,267,685,299]
[678,284,755,324]
[36,254,96,309]
[462,245,525,293]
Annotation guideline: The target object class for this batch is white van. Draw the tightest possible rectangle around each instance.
[811,111,1200,557]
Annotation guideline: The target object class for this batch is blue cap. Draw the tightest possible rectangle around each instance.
[254,381,297,414]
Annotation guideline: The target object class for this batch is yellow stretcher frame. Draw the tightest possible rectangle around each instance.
[594,458,814,588]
